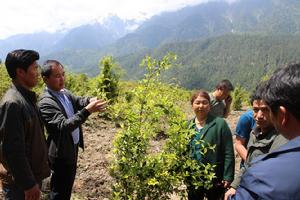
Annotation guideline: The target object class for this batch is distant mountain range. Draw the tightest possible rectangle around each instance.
[0,15,140,59]
[1,0,300,89]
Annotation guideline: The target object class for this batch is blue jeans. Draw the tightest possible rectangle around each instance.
[2,181,42,200]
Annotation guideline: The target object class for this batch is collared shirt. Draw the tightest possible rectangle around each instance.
[47,87,80,144]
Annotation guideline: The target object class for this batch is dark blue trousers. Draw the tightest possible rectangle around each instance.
[2,181,42,200]
[49,158,77,200]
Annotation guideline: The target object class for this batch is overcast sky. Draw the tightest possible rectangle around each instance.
[0,0,237,39]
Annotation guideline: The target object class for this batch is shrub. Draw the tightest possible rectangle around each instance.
[110,53,215,199]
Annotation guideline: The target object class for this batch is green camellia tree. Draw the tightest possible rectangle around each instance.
[231,84,243,111]
[90,56,122,102]
[232,84,251,110]
[110,53,215,199]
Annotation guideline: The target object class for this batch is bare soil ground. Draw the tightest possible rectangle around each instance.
[0,110,245,200]
[72,116,116,200]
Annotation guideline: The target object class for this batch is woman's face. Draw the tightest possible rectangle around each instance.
[192,95,211,117]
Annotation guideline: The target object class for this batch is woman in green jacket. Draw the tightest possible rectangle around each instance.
[188,90,235,200]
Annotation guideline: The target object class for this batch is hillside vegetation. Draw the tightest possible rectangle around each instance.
[120,34,300,90]
[38,0,300,91]
[2,0,300,91]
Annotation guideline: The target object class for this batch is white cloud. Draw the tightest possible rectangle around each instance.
[0,0,237,39]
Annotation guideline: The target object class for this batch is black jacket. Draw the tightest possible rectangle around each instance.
[38,89,91,164]
[0,84,50,190]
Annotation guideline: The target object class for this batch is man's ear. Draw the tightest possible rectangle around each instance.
[278,106,288,127]
[16,68,26,79]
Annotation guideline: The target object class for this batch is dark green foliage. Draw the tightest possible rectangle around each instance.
[99,56,120,100]
[232,85,243,111]
[119,34,300,91]
[89,56,121,102]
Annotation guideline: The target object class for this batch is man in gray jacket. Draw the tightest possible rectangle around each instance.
[38,60,107,200]
[0,49,50,200]
[232,63,300,199]
[224,83,288,200]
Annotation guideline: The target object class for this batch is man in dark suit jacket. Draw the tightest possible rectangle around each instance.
[232,63,300,199]
[38,60,107,200]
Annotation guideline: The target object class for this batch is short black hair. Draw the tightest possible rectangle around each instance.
[216,79,234,91]
[250,82,266,105]
[5,49,39,79]
[41,60,63,78]
[263,63,300,121]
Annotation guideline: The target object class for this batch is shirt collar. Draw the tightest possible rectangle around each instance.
[252,127,276,139]
[46,87,66,96]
